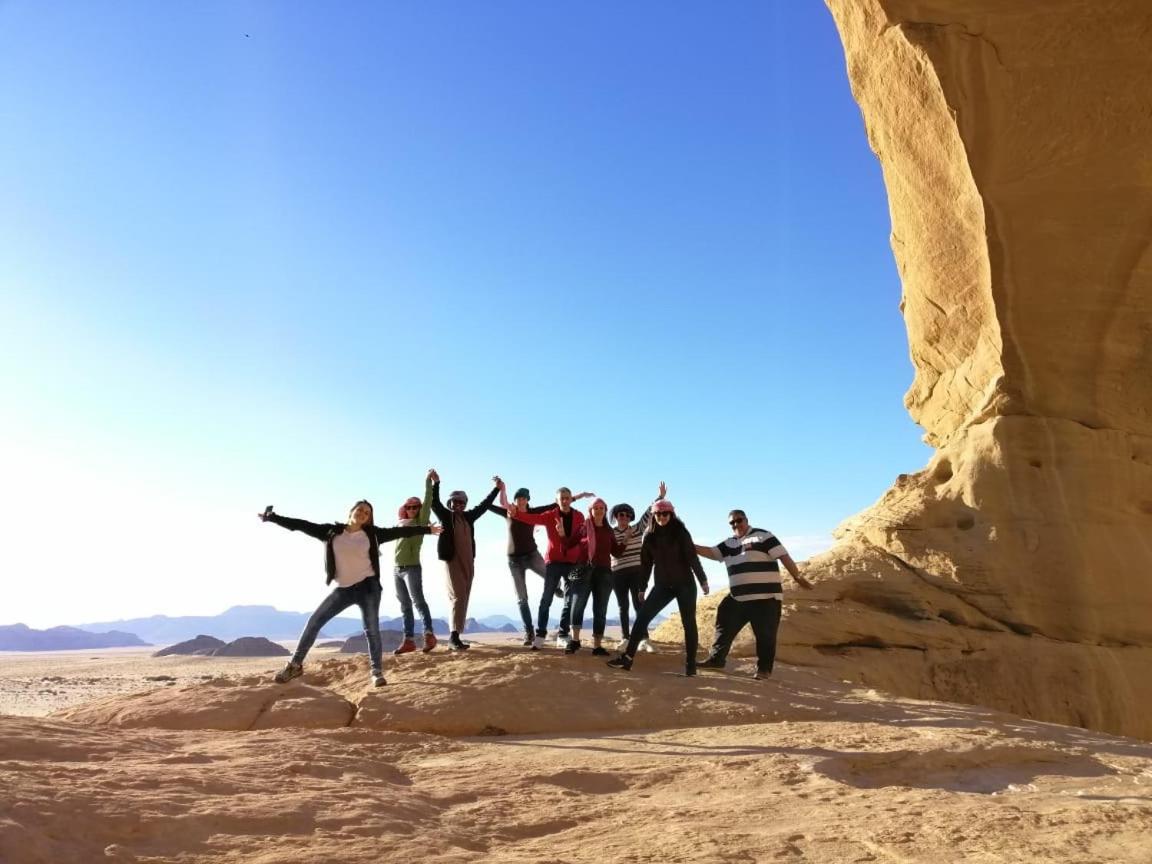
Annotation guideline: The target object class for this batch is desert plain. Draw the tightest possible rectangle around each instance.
[3,636,1152,864]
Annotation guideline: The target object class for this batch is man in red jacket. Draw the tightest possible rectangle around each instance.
[509,486,593,649]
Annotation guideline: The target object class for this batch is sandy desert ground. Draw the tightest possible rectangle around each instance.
[3,640,1152,863]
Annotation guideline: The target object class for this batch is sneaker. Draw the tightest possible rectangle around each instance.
[522,631,535,647]
[591,646,610,656]
[273,662,302,684]
[754,670,773,681]
[372,674,387,687]
[555,635,568,649]
[698,656,726,670]
[606,654,633,671]
[638,639,656,654]
[564,639,581,655]
[393,638,417,655]
[449,637,470,651]
[422,632,438,653]
[532,635,544,650]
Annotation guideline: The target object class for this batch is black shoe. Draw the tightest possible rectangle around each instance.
[606,654,633,671]
[449,636,470,651]
[698,656,726,670]
[522,631,534,647]
[591,646,609,656]
[685,665,697,678]
[564,639,581,655]
[273,661,302,684]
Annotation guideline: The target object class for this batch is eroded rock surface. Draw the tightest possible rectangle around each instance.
[731,1,1152,738]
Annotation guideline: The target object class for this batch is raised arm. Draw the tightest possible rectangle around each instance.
[467,477,502,522]
[429,473,451,522]
[636,481,666,535]
[259,510,332,542]
[373,523,437,543]
[417,471,434,525]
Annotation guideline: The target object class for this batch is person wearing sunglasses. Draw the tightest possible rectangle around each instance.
[694,510,813,679]
[392,469,439,655]
[259,498,441,688]
[429,469,504,651]
[558,498,627,655]
[609,481,667,652]
[607,499,709,676]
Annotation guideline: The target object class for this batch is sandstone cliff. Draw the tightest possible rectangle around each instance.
[670,0,1152,739]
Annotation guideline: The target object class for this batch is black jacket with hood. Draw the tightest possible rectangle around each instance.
[431,481,500,562]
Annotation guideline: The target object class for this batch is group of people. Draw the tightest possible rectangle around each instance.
[259,470,813,688]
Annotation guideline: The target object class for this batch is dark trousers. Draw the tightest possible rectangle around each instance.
[625,581,698,669]
[292,578,383,675]
[569,566,614,637]
[612,566,644,639]
[707,594,783,674]
[537,562,574,637]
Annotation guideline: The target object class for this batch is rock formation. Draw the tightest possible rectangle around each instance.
[693,0,1152,739]
[151,635,226,657]
[210,637,290,658]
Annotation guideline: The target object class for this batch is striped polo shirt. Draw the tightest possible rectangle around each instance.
[715,528,788,601]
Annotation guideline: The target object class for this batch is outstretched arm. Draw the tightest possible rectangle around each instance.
[373,524,438,543]
[694,544,721,561]
[467,477,502,522]
[429,473,451,521]
[259,510,332,542]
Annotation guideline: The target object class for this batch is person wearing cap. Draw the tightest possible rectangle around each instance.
[486,483,567,648]
[392,469,438,655]
[429,469,503,651]
[559,498,627,655]
[509,486,596,649]
[607,499,709,676]
[694,510,814,679]
[610,481,667,651]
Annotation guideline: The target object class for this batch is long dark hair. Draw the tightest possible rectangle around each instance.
[348,499,376,527]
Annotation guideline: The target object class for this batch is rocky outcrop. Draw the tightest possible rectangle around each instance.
[152,635,226,657]
[732,0,1152,739]
[210,637,290,657]
[0,624,148,651]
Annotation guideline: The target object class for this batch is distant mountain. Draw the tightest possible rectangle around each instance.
[0,623,149,651]
[476,614,516,629]
[78,605,344,644]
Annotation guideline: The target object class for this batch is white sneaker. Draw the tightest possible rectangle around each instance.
[555,635,568,649]
[532,635,544,650]
[638,639,655,654]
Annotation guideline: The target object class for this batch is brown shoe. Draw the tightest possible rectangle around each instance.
[422,632,438,653]
[393,638,417,656]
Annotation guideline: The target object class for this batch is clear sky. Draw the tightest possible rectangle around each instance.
[0,1,932,630]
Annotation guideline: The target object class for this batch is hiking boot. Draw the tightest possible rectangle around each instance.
[273,661,302,684]
[372,673,387,687]
[698,656,726,670]
[393,638,417,655]
[422,632,438,653]
[591,646,610,657]
[606,654,633,671]
[564,639,581,655]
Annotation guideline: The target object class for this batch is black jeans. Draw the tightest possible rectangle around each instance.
[537,562,574,637]
[612,566,644,639]
[568,565,614,637]
[624,581,698,668]
[292,578,383,675]
[706,594,783,674]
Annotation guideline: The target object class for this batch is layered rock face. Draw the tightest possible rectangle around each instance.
[764,0,1152,737]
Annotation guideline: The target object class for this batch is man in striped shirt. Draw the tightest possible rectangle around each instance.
[694,510,813,679]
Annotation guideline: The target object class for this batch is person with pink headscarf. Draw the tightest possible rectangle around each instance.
[559,498,626,655]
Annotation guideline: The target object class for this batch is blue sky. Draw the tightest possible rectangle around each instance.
[0,1,932,629]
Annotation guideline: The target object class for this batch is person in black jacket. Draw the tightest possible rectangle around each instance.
[607,499,709,676]
[260,499,439,687]
[429,469,502,651]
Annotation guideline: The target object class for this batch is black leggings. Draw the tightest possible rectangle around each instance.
[624,581,698,667]
[612,567,644,639]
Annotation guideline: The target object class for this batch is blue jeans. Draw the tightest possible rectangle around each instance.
[508,550,547,633]
[394,565,434,638]
[624,581,698,669]
[537,562,574,637]
[569,565,614,637]
[292,577,383,675]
